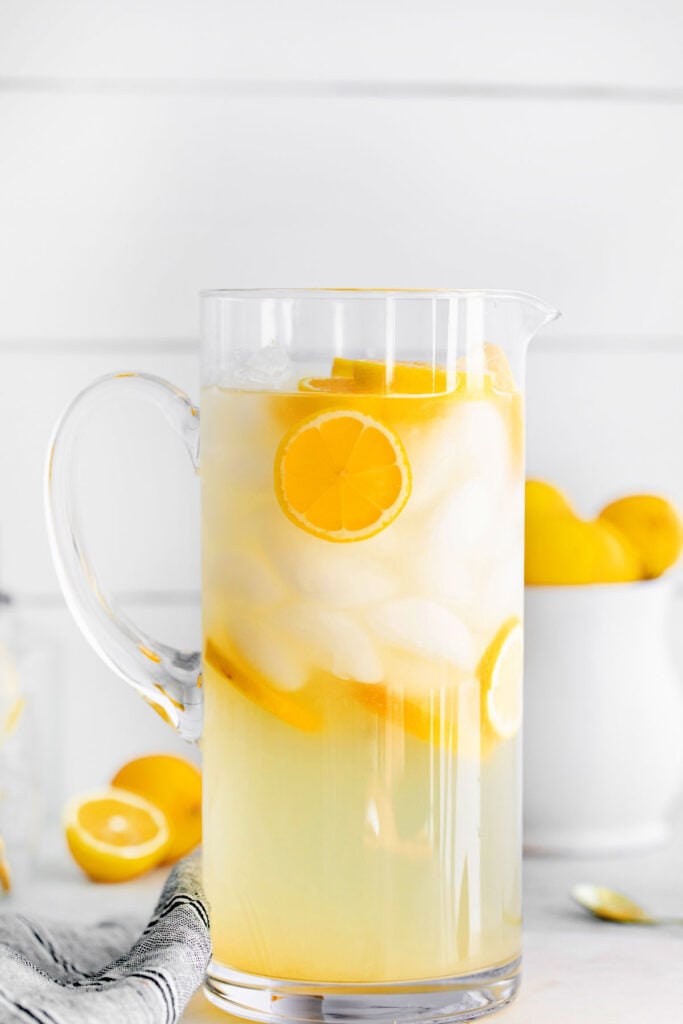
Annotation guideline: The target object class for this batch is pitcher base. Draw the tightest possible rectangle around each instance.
[203,958,521,1023]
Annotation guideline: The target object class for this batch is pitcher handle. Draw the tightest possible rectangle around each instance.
[45,372,203,742]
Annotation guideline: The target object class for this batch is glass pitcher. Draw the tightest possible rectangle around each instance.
[46,289,558,1023]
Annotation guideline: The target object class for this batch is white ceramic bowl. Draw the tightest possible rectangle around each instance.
[524,578,683,855]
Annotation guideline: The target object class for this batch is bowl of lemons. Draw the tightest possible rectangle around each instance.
[524,481,683,854]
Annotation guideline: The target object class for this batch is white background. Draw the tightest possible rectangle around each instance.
[1,0,683,799]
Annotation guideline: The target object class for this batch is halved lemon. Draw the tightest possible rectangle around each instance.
[64,788,170,882]
[478,617,523,739]
[274,409,411,542]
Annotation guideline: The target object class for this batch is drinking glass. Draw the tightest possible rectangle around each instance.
[46,289,557,1023]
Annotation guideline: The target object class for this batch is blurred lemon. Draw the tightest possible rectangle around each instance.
[525,479,575,521]
[112,754,202,864]
[598,495,683,579]
[0,837,11,893]
[65,788,169,882]
[525,514,641,585]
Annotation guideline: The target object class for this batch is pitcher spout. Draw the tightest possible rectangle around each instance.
[489,290,560,348]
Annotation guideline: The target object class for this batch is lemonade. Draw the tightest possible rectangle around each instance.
[201,350,524,983]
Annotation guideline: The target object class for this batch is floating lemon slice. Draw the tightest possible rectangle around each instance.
[331,357,355,377]
[298,376,362,395]
[64,788,170,882]
[301,362,451,395]
[478,617,523,739]
[205,637,323,733]
[350,360,451,395]
[275,409,411,542]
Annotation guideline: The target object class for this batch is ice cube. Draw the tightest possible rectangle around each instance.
[410,466,523,632]
[416,476,501,606]
[273,603,384,683]
[471,553,523,638]
[227,610,309,692]
[205,546,287,605]
[270,518,398,608]
[201,392,277,488]
[434,477,501,554]
[234,342,295,388]
[366,598,475,671]
[417,552,480,613]
[411,400,511,508]
[381,646,465,696]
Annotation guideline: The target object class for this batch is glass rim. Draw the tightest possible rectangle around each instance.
[200,286,559,316]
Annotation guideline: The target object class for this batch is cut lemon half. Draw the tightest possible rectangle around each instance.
[478,617,523,739]
[275,409,411,542]
[64,788,170,882]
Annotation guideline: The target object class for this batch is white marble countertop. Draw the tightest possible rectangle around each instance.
[5,832,683,1023]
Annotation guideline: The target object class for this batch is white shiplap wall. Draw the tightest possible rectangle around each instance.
[1,0,683,797]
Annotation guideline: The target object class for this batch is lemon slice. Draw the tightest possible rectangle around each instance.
[298,376,361,394]
[331,357,355,377]
[275,409,411,542]
[0,837,11,892]
[64,788,170,882]
[205,637,323,733]
[478,617,523,739]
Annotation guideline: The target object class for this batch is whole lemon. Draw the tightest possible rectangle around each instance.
[526,479,575,521]
[525,515,642,585]
[599,495,683,579]
[112,755,201,864]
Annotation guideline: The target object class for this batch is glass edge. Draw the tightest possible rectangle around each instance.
[200,286,561,311]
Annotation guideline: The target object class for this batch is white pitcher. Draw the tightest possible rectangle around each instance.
[524,578,683,854]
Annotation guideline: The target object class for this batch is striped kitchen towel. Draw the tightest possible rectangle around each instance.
[0,855,211,1023]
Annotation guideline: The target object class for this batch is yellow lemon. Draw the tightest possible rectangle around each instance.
[599,495,683,579]
[275,408,412,542]
[525,479,575,520]
[111,755,202,864]
[478,618,523,740]
[331,356,355,378]
[525,515,641,585]
[64,788,169,882]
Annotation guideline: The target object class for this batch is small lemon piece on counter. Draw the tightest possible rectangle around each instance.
[525,514,642,585]
[598,495,683,579]
[64,788,170,882]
